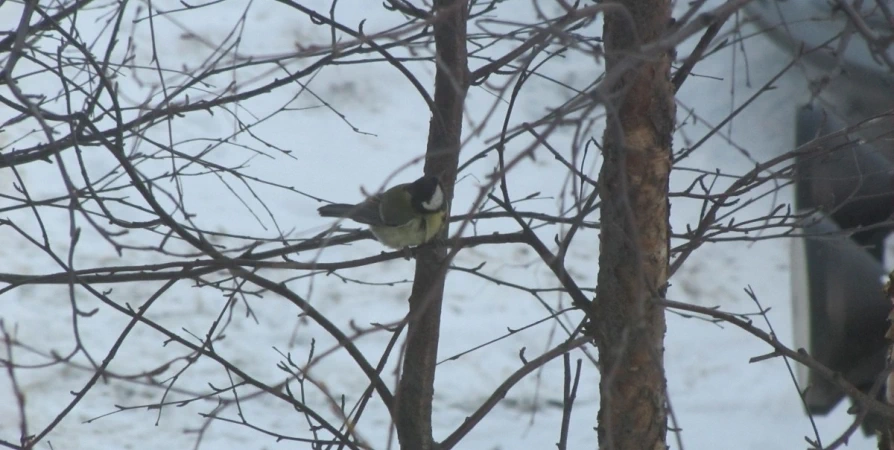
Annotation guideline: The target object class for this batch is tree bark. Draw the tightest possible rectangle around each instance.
[881,279,894,449]
[592,0,674,449]
[395,2,468,449]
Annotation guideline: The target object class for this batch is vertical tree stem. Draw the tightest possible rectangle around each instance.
[593,0,674,449]
[395,2,468,449]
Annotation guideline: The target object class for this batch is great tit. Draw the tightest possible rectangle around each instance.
[317,175,447,248]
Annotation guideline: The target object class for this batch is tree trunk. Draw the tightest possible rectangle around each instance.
[395,1,468,449]
[592,0,674,449]
[881,279,894,449]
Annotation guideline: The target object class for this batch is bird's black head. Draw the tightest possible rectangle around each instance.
[409,175,445,213]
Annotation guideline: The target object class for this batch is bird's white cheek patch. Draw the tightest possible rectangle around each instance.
[423,186,444,211]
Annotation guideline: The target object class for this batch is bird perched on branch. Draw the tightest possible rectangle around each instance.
[317,175,446,248]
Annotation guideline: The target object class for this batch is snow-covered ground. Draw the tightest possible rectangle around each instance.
[0,0,877,449]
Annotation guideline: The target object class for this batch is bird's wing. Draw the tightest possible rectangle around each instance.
[318,183,416,226]
[378,185,418,226]
[342,195,388,225]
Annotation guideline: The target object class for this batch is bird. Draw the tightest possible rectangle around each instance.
[317,175,447,248]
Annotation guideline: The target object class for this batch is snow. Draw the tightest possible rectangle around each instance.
[0,0,877,449]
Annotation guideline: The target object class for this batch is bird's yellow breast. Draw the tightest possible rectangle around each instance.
[369,211,445,248]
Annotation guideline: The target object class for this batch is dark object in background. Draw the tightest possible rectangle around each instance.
[791,105,892,420]
[746,0,894,431]
[795,105,894,260]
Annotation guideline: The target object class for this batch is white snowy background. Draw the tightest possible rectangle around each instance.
[0,0,880,449]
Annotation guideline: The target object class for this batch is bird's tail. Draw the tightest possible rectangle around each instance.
[317,203,356,218]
